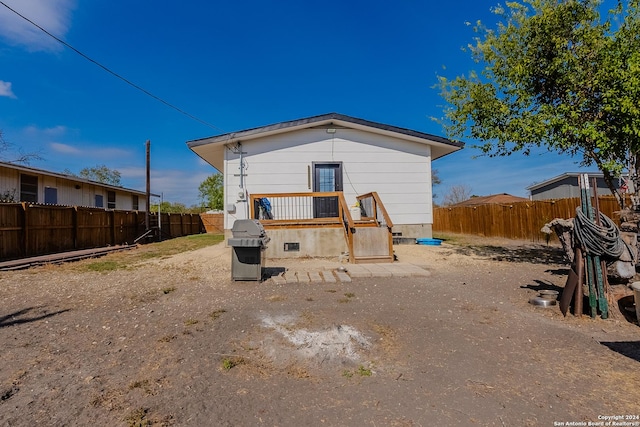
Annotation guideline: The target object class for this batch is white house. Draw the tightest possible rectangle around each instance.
[187,113,462,240]
[0,161,149,211]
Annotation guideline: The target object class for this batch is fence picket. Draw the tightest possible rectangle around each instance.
[433,197,620,242]
[0,203,205,261]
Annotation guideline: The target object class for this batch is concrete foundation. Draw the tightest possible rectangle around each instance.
[223,223,431,259]
[263,227,348,259]
[392,223,433,239]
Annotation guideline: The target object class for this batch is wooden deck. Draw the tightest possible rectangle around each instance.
[249,191,394,263]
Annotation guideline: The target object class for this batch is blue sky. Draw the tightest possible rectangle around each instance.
[0,0,599,206]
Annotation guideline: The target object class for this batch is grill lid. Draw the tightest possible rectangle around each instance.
[231,219,267,238]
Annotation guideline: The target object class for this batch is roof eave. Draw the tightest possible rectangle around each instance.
[186,113,464,164]
[526,172,605,191]
[0,161,152,196]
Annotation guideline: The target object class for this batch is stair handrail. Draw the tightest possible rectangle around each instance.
[337,192,356,263]
[356,192,394,229]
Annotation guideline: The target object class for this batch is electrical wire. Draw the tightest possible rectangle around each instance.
[342,164,359,195]
[573,207,629,259]
[0,1,225,132]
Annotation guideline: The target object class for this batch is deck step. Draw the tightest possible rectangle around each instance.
[353,222,379,228]
[353,255,394,264]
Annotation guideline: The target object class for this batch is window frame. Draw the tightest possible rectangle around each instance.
[107,190,116,209]
[20,174,38,203]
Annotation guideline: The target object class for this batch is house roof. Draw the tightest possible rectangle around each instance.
[186,112,464,172]
[526,172,604,191]
[448,193,529,207]
[0,161,153,196]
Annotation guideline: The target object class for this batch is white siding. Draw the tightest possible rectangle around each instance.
[223,128,433,229]
[0,165,147,210]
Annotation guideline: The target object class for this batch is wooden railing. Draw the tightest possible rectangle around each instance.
[338,192,356,259]
[249,191,357,258]
[354,192,394,263]
[249,191,393,263]
[356,192,394,229]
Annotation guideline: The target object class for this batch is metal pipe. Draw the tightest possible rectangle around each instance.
[238,142,243,188]
[580,174,597,318]
[575,247,584,316]
[592,177,608,319]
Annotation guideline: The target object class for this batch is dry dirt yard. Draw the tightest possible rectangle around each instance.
[1,235,640,427]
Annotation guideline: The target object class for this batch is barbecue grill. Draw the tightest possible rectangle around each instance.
[228,219,270,281]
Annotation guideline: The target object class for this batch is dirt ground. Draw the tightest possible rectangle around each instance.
[2,237,640,427]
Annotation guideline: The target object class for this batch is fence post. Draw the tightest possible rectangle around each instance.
[73,206,78,249]
[21,202,28,257]
[110,210,116,245]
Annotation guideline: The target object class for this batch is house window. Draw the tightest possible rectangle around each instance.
[44,187,57,204]
[20,174,38,203]
[132,195,139,210]
[107,191,116,209]
[95,195,103,208]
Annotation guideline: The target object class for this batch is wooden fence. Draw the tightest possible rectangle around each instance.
[0,203,204,261]
[432,197,621,242]
[200,213,224,233]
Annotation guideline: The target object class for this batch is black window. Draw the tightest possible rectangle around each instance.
[95,195,103,208]
[44,187,57,204]
[132,195,139,210]
[20,174,38,203]
[107,191,116,209]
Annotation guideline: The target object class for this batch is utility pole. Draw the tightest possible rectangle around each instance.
[145,140,150,232]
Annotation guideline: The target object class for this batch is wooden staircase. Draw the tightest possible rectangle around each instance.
[248,191,394,263]
[342,192,394,264]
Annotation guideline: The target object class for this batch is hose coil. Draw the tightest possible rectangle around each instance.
[573,207,628,259]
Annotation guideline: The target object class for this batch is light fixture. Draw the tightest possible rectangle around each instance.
[326,128,336,134]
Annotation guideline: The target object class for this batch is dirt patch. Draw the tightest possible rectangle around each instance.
[1,237,640,426]
[259,313,372,369]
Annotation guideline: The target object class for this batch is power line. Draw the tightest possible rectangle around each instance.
[0,1,225,132]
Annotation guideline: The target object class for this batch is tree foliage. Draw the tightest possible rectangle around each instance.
[198,174,223,210]
[432,169,442,186]
[78,164,122,186]
[150,201,203,214]
[437,0,640,204]
[152,201,186,213]
[1,188,17,202]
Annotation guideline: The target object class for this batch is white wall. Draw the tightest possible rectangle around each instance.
[223,128,433,229]
[0,166,146,210]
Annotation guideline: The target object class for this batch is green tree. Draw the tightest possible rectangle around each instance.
[198,174,223,210]
[78,164,122,186]
[151,201,188,213]
[437,0,640,207]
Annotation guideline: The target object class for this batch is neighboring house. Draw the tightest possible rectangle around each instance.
[187,113,463,239]
[448,193,529,207]
[0,161,149,210]
[527,172,621,201]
